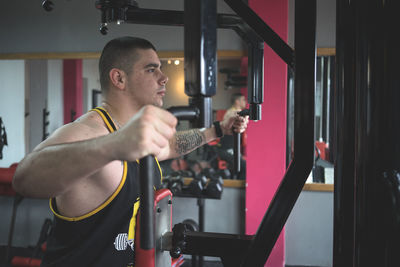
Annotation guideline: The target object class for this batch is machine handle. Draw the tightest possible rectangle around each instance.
[139,155,155,250]
[233,109,250,176]
[138,106,200,250]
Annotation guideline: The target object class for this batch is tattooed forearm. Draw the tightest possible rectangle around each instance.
[174,129,206,155]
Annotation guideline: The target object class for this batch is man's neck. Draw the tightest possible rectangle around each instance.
[101,100,139,128]
[231,105,242,111]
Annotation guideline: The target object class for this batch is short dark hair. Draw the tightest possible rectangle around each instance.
[231,93,244,105]
[99,36,156,92]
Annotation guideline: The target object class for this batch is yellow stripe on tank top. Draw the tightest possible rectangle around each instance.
[49,161,128,221]
[128,200,140,240]
[90,107,117,133]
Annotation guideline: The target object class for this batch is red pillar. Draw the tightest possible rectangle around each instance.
[63,59,83,124]
[245,1,288,266]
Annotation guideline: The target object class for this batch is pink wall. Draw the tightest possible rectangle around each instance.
[245,0,288,267]
[63,59,83,124]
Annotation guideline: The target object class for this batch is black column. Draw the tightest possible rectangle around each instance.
[353,0,400,266]
[184,0,217,128]
[332,0,356,266]
[240,0,316,265]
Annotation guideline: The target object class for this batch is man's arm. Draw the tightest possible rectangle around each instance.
[157,112,248,160]
[12,122,117,198]
[13,105,177,198]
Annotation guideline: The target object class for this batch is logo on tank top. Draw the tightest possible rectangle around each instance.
[114,233,134,251]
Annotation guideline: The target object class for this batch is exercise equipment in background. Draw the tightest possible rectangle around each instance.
[0,117,8,160]
[0,164,53,267]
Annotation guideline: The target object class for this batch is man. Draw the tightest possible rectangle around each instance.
[12,37,247,267]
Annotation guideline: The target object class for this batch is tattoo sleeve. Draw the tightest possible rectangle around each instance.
[173,129,206,155]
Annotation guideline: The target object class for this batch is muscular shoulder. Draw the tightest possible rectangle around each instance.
[34,111,110,151]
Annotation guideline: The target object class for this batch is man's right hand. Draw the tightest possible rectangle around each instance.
[111,105,178,161]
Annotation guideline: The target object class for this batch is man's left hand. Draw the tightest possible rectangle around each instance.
[220,111,249,135]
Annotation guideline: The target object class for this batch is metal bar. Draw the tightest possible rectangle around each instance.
[125,8,184,26]
[6,195,23,263]
[247,42,264,121]
[118,7,253,31]
[353,0,400,265]
[286,67,295,168]
[240,0,316,265]
[184,0,217,98]
[223,0,294,67]
[182,231,253,258]
[166,106,199,121]
[314,57,323,140]
[233,132,241,174]
[332,1,356,265]
[139,156,155,250]
[197,198,205,267]
[328,55,335,160]
[184,0,217,128]
[188,97,213,129]
[321,57,328,141]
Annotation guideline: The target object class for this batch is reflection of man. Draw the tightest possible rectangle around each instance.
[218,93,247,179]
[223,93,247,121]
[12,37,248,267]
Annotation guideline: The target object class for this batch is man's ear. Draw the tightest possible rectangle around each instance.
[109,68,126,90]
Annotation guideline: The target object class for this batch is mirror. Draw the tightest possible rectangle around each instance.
[0,53,245,182]
[286,50,336,184]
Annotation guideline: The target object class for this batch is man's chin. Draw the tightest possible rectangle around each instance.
[154,100,163,107]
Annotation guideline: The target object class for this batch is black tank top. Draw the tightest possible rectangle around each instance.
[42,107,162,267]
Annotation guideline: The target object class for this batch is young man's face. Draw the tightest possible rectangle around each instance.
[125,48,168,108]
[236,96,246,110]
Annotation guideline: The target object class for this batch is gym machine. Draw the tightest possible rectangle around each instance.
[93,0,316,266]
[333,0,400,266]
[94,0,316,266]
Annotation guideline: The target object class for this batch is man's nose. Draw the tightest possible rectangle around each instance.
[160,73,168,85]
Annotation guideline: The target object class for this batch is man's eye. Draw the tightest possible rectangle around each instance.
[147,68,155,73]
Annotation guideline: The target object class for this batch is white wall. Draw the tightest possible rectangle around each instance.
[161,58,242,111]
[83,59,101,112]
[80,58,242,113]
[288,0,336,48]
[47,60,64,134]
[27,60,48,152]
[285,191,334,267]
[0,60,25,167]
[0,0,243,54]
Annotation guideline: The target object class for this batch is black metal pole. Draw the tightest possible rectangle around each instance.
[321,57,328,142]
[139,156,155,250]
[184,0,217,129]
[332,0,356,265]
[223,0,294,67]
[240,0,316,265]
[197,198,205,266]
[247,41,264,121]
[6,195,23,264]
[352,0,400,266]
[328,56,335,161]
[233,132,241,175]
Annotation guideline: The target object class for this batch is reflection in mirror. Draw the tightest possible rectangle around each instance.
[286,53,335,184]
[158,58,247,181]
[0,55,244,180]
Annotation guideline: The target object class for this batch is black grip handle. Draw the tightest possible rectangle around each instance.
[233,109,249,176]
[139,155,155,250]
[138,106,200,250]
[233,131,241,174]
